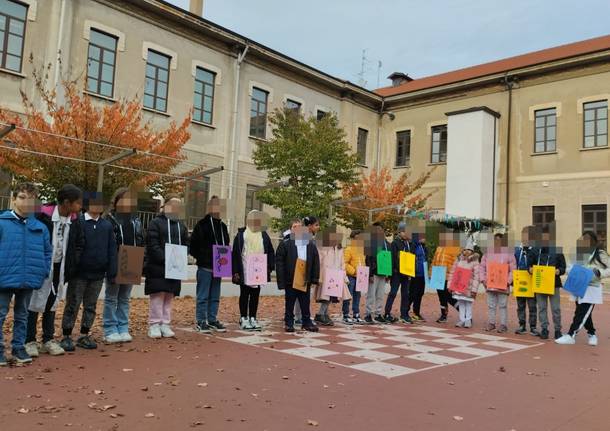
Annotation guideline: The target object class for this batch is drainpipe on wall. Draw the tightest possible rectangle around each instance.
[503,74,517,227]
[54,0,67,90]
[226,44,249,232]
[376,99,385,172]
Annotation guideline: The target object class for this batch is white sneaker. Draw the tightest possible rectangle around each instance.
[160,324,175,338]
[588,334,598,346]
[455,321,465,328]
[464,319,472,328]
[249,317,262,331]
[25,341,39,358]
[240,317,253,330]
[148,324,162,339]
[119,333,133,342]
[41,340,65,356]
[555,334,575,345]
[103,333,124,344]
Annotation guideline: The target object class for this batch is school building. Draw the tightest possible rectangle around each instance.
[0,0,609,250]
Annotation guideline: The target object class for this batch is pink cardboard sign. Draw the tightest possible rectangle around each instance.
[212,245,233,278]
[245,253,267,286]
[322,268,345,298]
[356,266,370,293]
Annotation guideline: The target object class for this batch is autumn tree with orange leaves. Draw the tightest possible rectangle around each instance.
[0,59,196,201]
[336,167,436,233]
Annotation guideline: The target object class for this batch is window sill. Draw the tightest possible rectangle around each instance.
[357,164,368,169]
[394,165,410,169]
[142,106,171,117]
[0,68,27,79]
[249,135,268,143]
[84,91,117,103]
[191,120,216,130]
[428,162,447,166]
[580,145,609,152]
[531,151,558,156]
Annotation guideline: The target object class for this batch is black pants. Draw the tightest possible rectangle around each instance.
[239,285,261,318]
[284,286,312,327]
[436,281,457,315]
[26,263,60,344]
[568,303,595,336]
[62,278,104,336]
[517,297,537,328]
[385,275,410,319]
[408,276,426,316]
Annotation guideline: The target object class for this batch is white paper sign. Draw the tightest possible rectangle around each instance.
[165,243,188,280]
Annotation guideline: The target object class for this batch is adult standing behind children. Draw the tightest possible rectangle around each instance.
[231,210,275,331]
[26,184,83,358]
[145,196,189,339]
[190,196,230,333]
[60,193,116,351]
[103,187,145,343]
[0,183,52,365]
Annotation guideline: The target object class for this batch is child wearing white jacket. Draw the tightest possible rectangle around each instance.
[448,238,480,328]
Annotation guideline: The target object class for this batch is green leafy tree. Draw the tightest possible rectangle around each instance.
[252,108,359,231]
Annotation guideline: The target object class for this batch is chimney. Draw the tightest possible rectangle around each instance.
[189,0,204,16]
[387,72,413,87]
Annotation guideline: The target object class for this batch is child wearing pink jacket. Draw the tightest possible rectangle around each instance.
[448,238,480,328]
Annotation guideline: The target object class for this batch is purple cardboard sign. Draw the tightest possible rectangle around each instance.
[212,244,233,278]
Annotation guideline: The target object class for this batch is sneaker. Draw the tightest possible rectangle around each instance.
[249,317,262,331]
[314,314,325,324]
[195,321,212,334]
[295,319,303,325]
[60,336,75,352]
[0,351,6,367]
[530,328,539,337]
[555,334,575,345]
[119,333,133,343]
[436,314,448,324]
[384,314,398,324]
[399,317,413,325]
[25,341,39,358]
[464,319,472,328]
[455,321,465,328]
[588,334,598,346]
[497,325,508,333]
[515,325,527,335]
[539,329,549,340]
[353,315,365,325]
[103,333,124,344]
[364,315,374,324]
[554,330,563,340]
[285,325,295,333]
[208,321,227,333]
[12,348,32,364]
[148,324,162,339]
[415,314,426,322]
[40,340,65,356]
[76,335,97,350]
[303,324,319,333]
[160,324,175,338]
[343,316,354,325]
[485,323,496,332]
[374,315,387,324]
[240,317,253,330]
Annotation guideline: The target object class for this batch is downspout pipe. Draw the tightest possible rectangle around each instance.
[54,0,67,88]
[503,74,516,227]
[376,99,385,172]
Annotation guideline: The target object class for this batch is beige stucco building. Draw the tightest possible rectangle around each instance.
[1,0,609,250]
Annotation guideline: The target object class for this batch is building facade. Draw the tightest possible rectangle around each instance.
[1,0,609,250]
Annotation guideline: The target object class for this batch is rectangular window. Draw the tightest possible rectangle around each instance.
[193,67,215,125]
[532,205,555,230]
[186,177,210,221]
[316,110,328,121]
[534,108,556,153]
[431,124,447,164]
[143,50,170,112]
[0,0,28,72]
[582,204,607,246]
[245,185,263,224]
[285,99,301,114]
[396,130,411,167]
[250,87,268,139]
[357,128,368,165]
[86,29,118,98]
[583,100,608,149]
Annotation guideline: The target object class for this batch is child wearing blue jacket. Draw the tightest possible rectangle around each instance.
[0,183,51,365]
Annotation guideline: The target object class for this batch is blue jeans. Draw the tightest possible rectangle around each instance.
[103,283,133,336]
[342,276,362,317]
[196,268,221,323]
[0,289,33,351]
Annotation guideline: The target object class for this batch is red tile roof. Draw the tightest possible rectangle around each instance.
[376,34,610,97]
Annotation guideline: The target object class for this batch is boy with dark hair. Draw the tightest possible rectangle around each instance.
[0,183,52,365]
[60,192,116,351]
[515,225,539,336]
[384,221,413,324]
[26,184,83,358]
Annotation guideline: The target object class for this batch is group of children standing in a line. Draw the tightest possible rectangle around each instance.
[1,181,609,365]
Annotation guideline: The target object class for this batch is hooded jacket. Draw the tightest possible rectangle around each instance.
[391,237,413,276]
[449,252,480,300]
[189,214,230,269]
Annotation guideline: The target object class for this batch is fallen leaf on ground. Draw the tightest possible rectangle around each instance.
[145,413,155,418]
[533,356,541,360]
[453,416,464,421]
[100,405,116,412]
[197,383,208,387]
[307,419,319,426]
[282,376,289,380]
[498,366,506,372]
[328,404,336,409]
[122,368,133,372]
[17,408,29,414]
[94,390,104,395]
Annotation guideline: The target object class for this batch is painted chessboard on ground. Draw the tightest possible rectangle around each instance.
[180,320,543,378]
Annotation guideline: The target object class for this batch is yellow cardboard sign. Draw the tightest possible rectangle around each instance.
[532,265,555,295]
[513,270,534,298]
[399,251,416,277]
